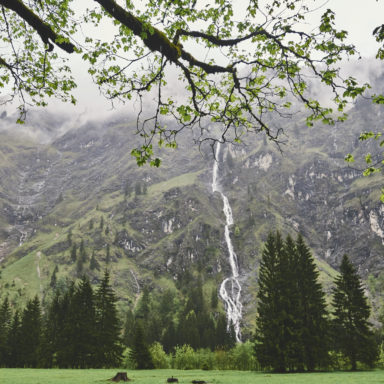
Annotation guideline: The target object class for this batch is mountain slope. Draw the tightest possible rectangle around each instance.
[1,97,384,333]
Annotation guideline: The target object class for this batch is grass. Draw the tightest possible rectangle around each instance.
[0,369,383,384]
[148,171,204,196]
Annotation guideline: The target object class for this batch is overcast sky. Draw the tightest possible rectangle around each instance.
[326,0,383,57]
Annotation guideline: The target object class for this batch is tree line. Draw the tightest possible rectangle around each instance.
[255,232,379,372]
[0,233,382,370]
[0,271,123,368]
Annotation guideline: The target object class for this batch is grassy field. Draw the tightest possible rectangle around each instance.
[0,369,383,384]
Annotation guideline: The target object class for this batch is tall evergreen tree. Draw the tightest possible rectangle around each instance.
[254,232,329,372]
[254,231,287,372]
[332,254,378,370]
[70,243,77,263]
[6,311,22,367]
[19,296,42,367]
[39,290,69,368]
[50,265,59,288]
[129,321,154,369]
[295,234,329,371]
[136,286,151,322]
[55,284,75,368]
[162,320,177,354]
[123,309,136,348]
[79,239,87,262]
[62,277,96,368]
[0,298,11,366]
[90,250,100,271]
[94,271,123,367]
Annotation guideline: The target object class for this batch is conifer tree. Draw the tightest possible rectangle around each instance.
[280,234,303,371]
[39,292,62,368]
[215,313,235,350]
[90,250,100,271]
[295,234,329,371]
[129,321,154,369]
[63,277,96,368]
[55,284,74,368]
[94,271,123,367]
[70,243,77,263]
[332,254,378,370]
[254,231,287,372]
[0,298,11,366]
[123,309,136,348]
[19,296,42,367]
[79,239,87,262]
[162,320,177,354]
[50,265,59,288]
[136,286,151,322]
[255,232,330,372]
[6,311,22,367]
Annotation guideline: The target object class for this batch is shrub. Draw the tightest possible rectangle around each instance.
[150,342,170,369]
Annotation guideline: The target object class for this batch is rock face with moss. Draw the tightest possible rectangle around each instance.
[1,95,384,331]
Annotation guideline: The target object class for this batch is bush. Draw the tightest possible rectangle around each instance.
[150,342,170,369]
[196,349,215,370]
[214,349,231,370]
[173,345,197,369]
[230,341,258,371]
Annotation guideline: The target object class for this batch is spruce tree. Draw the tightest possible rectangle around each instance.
[50,265,59,288]
[332,254,378,370]
[123,309,136,348]
[63,277,96,368]
[19,296,42,367]
[79,239,87,262]
[295,234,329,371]
[94,271,123,368]
[6,311,22,367]
[254,231,287,372]
[129,321,154,369]
[0,298,11,366]
[255,232,330,372]
[70,243,77,263]
[55,284,74,368]
[162,320,177,354]
[39,293,60,367]
[90,250,100,271]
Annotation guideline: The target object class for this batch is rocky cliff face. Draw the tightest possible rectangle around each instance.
[1,96,384,330]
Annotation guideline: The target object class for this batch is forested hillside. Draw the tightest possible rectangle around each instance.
[0,86,384,336]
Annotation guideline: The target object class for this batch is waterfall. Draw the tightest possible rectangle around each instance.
[212,143,243,342]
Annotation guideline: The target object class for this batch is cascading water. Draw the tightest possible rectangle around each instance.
[212,143,242,342]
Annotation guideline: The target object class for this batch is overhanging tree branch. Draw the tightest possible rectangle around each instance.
[0,0,75,52]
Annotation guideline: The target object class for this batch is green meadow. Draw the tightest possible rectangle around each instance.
[0,369,383,384]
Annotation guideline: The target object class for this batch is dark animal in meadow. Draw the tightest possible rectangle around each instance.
[167,377,179,383]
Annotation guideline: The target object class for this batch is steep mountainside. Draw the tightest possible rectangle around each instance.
[1,97,384,333]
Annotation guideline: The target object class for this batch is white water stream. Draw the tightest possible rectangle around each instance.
[212,143,242,342]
